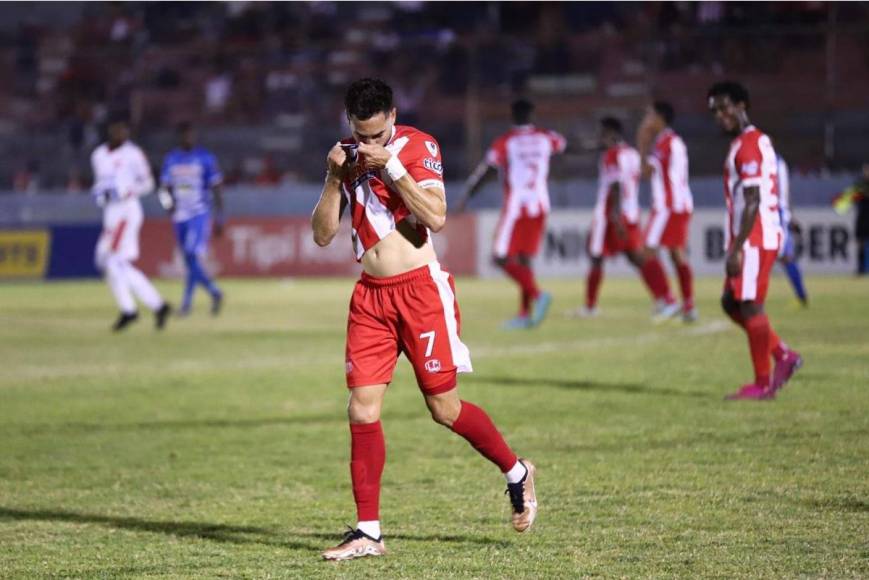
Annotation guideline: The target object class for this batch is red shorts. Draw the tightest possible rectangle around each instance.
[724,245,778,303]
[588,216,642,257]
[645,210,690,249]
[345,262,473,395]
[493,211,546,258]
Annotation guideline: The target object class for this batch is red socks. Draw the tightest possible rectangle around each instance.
[450,401,518,473]
[744,314,772,385]
[676,262,694,310]
[502,262,539,316]
[586,265,603,309]
[350,421,386,522]
[640,258,674,302]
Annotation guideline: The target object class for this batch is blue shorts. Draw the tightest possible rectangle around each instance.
[174,212,212,256]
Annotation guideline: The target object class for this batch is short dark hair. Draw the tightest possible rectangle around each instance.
[652,101,675,125]
[707,81,750,108]
[176,121,193,134]
[106,110,130,126]
[344,78,394,120]
[511,98,534,124]
[600,116,623,135]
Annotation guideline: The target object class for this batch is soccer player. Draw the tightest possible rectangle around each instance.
[457,99,566,329]
[312,78,536,561]
[776,154,808,306]
[707,81,803,400]
[158,122,224,316]
[92,115,171,332]
[637,101,697,322]
[579,117,679,319]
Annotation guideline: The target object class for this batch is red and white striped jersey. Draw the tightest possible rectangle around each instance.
[649,128,693,213]
[596,143,641,224]
[485,125,566,218]
[723,125,782,251]
[340,125,445,261]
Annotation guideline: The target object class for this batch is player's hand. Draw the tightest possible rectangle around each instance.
[641,160,654,180]
[326,142,348,180]
[789,220,802,234]
[357,142,392,170]
[726,249,742,277]
[157,187,175,213]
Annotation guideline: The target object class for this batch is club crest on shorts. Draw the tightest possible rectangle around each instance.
[345,361,353,374]
[425,141,438,157]
[424,359,441,373]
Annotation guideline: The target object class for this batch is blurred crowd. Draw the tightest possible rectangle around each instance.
[1,1,867,193]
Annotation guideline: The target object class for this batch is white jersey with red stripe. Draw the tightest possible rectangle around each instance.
[649,128,693,213]
[723,125,782,251]
[486,125,567,218]
[340,125,445,261]
[595,143,641,224]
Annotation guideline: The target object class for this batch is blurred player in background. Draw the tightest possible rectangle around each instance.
[576,117,680,319]
[775,154,809,306]
[92,115,171,332]
[707,81,802,400]
[832,162,869,275]
[312,79,536,561]
[637,101,697,322]
[457,99,566,329]
[158,122,224,316]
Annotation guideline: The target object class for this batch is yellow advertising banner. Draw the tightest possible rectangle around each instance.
[0,230,51,278]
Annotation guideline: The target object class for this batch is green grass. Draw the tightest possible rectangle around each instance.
[1,275,867,578]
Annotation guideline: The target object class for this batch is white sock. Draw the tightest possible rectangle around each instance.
[505,460,527,484]
[105,257,136,314]
[124,263,164,311]
[356,520,381,539]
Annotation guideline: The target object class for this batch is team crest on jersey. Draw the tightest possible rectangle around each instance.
[424,359,441,373]
[742,160,759,176]
[423,158,443,175]
[425,141,438,157]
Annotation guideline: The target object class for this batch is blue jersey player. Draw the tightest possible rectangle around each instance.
[776,155,808,306]
[159,123,224,316]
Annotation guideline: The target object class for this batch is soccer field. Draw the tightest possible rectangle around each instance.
[1,275,867,578]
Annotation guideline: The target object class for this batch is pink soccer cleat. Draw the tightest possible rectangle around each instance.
[724,383,772,401]
[771,350,803,394]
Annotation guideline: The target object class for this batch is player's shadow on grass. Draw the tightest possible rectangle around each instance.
[0,507,320,551]
[467,375,707,398]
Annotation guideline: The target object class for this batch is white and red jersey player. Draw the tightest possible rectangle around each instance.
[645,128,694,249]
[487,125,566,258]
[91,140,155,265]
[723,125,783,302]
[337,124,472,392]
[588,143,642,257]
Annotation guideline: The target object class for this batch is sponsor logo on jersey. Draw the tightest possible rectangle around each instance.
[742,160,759,176]
[425,141,438,157]
[423,158,443,175]
[424,359,441,373]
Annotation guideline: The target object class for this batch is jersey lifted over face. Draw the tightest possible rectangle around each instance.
[486,125,566,218]
[160,147,223,222]
[724,126,782,251]
[340,125,444,261]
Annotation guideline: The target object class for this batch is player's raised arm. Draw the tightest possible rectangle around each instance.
[312,142,349,247]
[456,160,496,213]
[357,141,447,232]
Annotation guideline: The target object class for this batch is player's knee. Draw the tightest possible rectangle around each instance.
[347,399,380,424]
[670,249,685,266]
[720,293,736,315]
[493,256,507,268]
[183,251,199,266]
[740,301,762,319]
[426,396,460,427]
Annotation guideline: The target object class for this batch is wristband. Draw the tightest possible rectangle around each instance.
[385,155,407,181]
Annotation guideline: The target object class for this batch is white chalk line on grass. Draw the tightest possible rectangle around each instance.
[472,320,731,359]
[5,321,732,384]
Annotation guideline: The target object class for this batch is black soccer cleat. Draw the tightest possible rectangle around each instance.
[210,292,223,317]
[112,311,139,332]
[154,303,172,330]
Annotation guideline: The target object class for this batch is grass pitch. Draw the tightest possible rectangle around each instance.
[1,275,867,578]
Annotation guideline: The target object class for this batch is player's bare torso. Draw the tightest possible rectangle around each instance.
[360,221,438,277]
